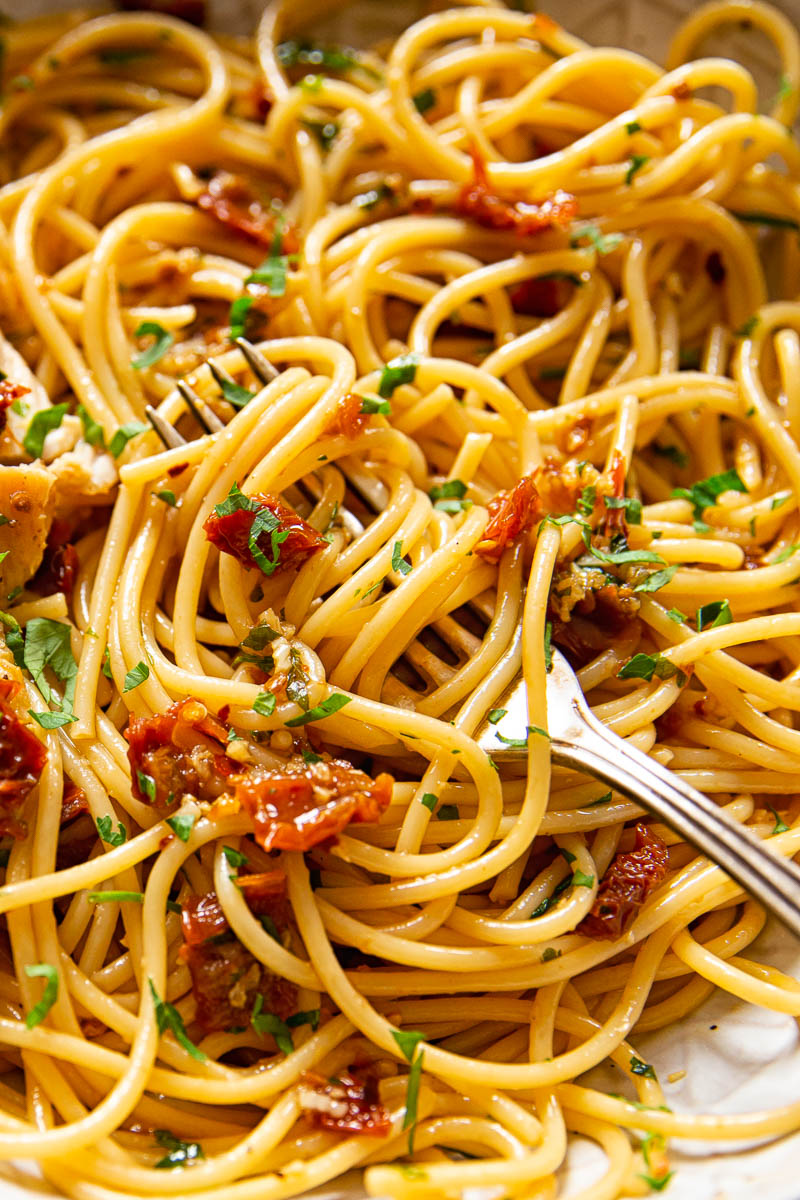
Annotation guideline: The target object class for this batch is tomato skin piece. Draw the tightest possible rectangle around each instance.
[475,474,541,564]
[579,823,669,939]
[324,393,370,438]
[235,759,393,852]
[510,276,570,317]
[203,492,326,575]
[125,699,233,807]
[457,146,577,235]
[299,1069,391,1137]
[0,679,46,839]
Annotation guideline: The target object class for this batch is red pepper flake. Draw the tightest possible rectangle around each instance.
[299,1069,391,1136]
[531,12,561,36]
[0,679,46,839]
[195,172,299,250]
[670,81,692,101]
[324,392,370,438]
[0,380,30,434]
[167,462,189,477]
[235,758,393,852]
[457,146,577,236]
[30,519,79,598]
[203,490,325,576]
[579,823,669,939]
[475,474,541,563]
[125,699,234,807]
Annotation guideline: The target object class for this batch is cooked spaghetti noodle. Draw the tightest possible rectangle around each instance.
[0,0,799,1196]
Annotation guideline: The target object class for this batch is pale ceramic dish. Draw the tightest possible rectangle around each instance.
[1,0,800,1196]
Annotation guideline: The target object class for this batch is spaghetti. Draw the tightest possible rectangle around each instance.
[0,0,799,1196]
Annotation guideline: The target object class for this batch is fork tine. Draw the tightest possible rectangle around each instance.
[235,337,280,383]
[145,404,186,449]
[207,359,237,392]
[177,379,225,433]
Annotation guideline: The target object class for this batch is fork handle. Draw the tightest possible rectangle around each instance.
[553,706,800,940]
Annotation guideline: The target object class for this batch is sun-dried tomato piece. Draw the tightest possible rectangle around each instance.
[234,759,393,852]
[579,823,669,939]
[475,474,541,563]
[0,679,46,839]
[182,935,296,1033]
[125,699,233,807]
[181,872,288,946]
[195,172,298,250]
[30,519,79,598]
[119,0,205,22]
[600,449,627,534]
[180,875,295,1033]
[203,492,326,575]
[457,146,577,236]
[511,276,570,317]
[324,392,370,438]
[61,780,88,825]
[299,1069,391,1137]
[0,380,30,434]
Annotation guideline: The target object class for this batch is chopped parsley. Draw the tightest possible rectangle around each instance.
[109,420,148,458]
[96,816,126,847]
[123,661,149,692]
[413,88,436,114]
[630,1055,657,1080]
[391,540,412,576]
[150,979,206,1061]
[166,813,196,843]
[251,993,293,1054]
[24,963,58,1029]
[23,403,69,459]
[88,891,143,904]
[154,1129,205,1169]
[284,693,351,726]
[618,653,685,685]
[253,690,277,716]
[131,321,173,370]
[696,599,732,630]
[672,468,747,519]
[378,353,419,398]
[634,565,677,593]
[626,154,650,184]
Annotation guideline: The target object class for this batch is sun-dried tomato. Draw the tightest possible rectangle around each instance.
[118,0,205,22]
[299,1069,391,1137]
[234,758,393,852]
[579,823,669,939]
[324,393,370,438]
[457,146,577,236]
[706,251,725,285]
[180,875,295,1033]
[182,935,296,1033]
[30,520,79,598]
[203,492,326,575]
[61,780,88,825]
[125,699,233,807]
[195,172,298,250]
[181,871,289,946]
[0,679,46,839]
[475,474,541,563]
[0,380,30,434]
[511,276,571,317]
[600,449,627,534]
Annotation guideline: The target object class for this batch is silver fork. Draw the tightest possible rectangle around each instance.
[148,340,800,939]
[478,648,800,939]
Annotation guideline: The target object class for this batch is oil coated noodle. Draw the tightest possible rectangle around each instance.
[0,0,799,1196]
